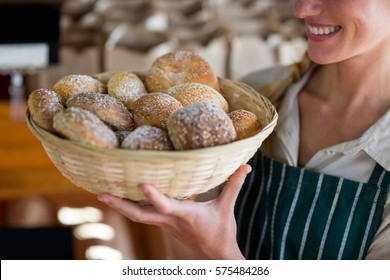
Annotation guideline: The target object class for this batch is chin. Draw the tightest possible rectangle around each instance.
[307,49,338,65]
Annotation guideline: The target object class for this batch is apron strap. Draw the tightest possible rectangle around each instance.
[368,163,390,187]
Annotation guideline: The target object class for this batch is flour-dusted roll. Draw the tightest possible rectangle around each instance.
[53,74,104,103]
[130,92,183,130]
[66,92,134,131]
[166,82,229,112]
[27,88,64,132]
[121,125,174,151]
[167,102,237,150]
[107,71,147,109]
[145,50,220,93]
[229,109,263,140]
[53,107,118,149]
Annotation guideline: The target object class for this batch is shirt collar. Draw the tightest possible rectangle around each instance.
[330,111,390,171]
[277,64,390,171]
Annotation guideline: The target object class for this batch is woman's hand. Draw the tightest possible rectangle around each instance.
[97,164,251,260]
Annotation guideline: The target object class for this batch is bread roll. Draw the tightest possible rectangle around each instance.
[166,82,228,112]
[53,107,118,149]
[167,102,236,150]
[66,92,134,131]
[107,71,147,109]
[27,88,64,132]
[130,92,183,130]
[53,74,104,103]
[229,109,263,140]
[121,125,173,151]
[145,50,220,93]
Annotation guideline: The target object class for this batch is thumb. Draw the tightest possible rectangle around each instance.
[217,164,251,210]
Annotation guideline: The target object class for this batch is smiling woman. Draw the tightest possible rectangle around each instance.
[97,0,390,260]
[294,0,390,64]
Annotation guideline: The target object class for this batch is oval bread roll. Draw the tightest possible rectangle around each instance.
[229,109,263,140]
[107,71,147,109]
[121,125,173,151]
[167,102,236,150]
[145,50,220,93]
[166,82,229,112]
[66,92,134,131]
[130,92,183,130]
[53,107,118,149]
[53,74,104,103]
[27,88,64,132]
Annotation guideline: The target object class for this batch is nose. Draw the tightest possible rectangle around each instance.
[293,0,322,19]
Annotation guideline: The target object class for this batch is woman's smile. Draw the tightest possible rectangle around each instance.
[306,23,342,42]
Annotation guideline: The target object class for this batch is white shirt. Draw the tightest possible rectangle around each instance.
[241,65,390,260]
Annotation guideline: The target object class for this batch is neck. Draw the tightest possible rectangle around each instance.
[312,53,390,112]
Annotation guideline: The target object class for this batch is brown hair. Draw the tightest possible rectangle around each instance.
[259,53,311,109]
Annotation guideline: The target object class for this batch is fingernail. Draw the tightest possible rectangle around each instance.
[244,165,252,174]
[98,196,110,205]
[139,184,150,195]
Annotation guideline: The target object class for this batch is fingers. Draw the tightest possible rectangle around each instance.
[139,183,179,215]
[217,164,251,209]
[97,193,167,225]
[98,164,251,226]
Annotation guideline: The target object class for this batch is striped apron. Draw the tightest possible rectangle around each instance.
[235,152,390,260]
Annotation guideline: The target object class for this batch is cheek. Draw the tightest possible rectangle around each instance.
[350,21,390,54]
[348,7,390,49]
[307,22,385,65]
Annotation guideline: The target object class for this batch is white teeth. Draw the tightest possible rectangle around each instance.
[308,25,339,35]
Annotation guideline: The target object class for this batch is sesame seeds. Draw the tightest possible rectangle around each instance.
[121,125,173,151]
[66,92,133,131]
[31,51,265,152]
[53,107,118,149]
[167,102,237,150]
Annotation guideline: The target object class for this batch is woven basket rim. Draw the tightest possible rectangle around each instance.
[26,109,278,159]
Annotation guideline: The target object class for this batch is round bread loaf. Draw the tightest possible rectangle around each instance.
[166,82,229,112]
[107,71,147,109]
[53,74,104,103]
[145,50,220,93]
[53,107,118,149]
[28,88,64,132]
[130,92,183,130]
[229,109,263,140]
[167,102,237,150]
[121,125,173,151]
[66,92,134,131]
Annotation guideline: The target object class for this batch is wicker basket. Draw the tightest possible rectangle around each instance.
[26,75,277,202]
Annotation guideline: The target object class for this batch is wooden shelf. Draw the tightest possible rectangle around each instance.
[0,101,84,200]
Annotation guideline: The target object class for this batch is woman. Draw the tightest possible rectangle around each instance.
[98,0,390,259]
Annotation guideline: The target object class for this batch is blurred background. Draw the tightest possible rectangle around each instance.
[0,0,307,260]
